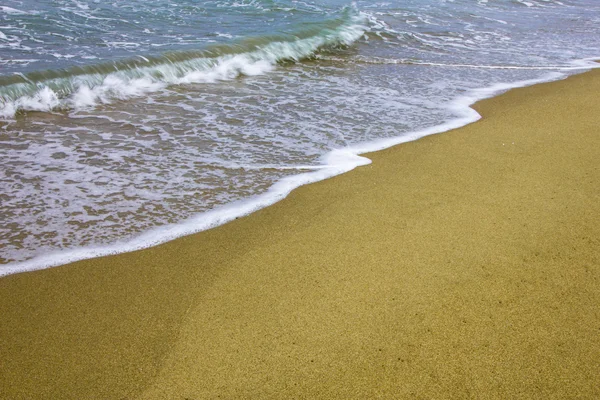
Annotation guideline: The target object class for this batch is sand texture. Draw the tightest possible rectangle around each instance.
[1,69,599,399]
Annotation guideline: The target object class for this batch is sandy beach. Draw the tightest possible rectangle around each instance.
[1,68,599,399]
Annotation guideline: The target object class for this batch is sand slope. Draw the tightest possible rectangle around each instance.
[1,70,599,399]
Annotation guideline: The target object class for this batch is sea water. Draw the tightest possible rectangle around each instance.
[1,0,599,275]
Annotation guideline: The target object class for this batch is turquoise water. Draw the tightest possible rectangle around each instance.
[1,0,599,273]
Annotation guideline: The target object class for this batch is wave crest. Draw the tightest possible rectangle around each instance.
[0,8,367,119]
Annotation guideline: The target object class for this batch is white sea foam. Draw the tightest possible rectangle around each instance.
[2,86,61,116]
[517,0,535,7]
[0,6,30,15]
[3,57,597,277]
[70,76,167,109]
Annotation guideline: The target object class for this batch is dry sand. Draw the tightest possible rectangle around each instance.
[1,69,599,399]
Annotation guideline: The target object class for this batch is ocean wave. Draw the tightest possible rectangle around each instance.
[0,7,367,119]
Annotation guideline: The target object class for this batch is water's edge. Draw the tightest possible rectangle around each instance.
[2,57,598,278]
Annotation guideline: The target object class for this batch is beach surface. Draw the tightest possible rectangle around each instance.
[1,69,599,399]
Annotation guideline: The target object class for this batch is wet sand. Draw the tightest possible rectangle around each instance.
[1,69,599,399]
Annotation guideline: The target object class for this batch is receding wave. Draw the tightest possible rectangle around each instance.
[0,9,366,119]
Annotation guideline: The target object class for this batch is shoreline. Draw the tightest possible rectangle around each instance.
[1,68,600,399]
[2,59,598,278]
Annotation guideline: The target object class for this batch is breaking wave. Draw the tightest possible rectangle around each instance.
[0,8,366,119]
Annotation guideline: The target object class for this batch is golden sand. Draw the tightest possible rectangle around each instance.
[1,69,599,399]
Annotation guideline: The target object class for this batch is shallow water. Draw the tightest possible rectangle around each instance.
[1,0,599,273]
